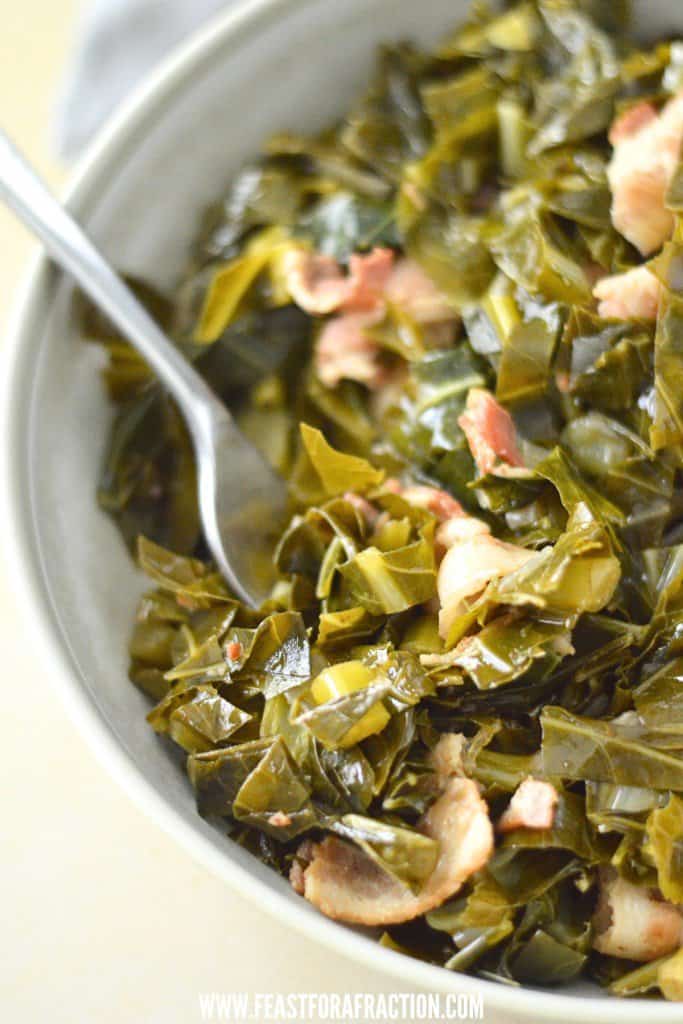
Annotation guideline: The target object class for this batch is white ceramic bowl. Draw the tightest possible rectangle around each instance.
[4,1,683,1018]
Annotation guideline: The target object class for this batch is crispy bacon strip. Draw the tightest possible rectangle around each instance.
[400,485,464,522]
[291,735,493,926]
[284,247,394,316]
[593,870,683,962]
[593,265,661,321]
[607,94,683,255]
[497,777,559,833]
[435,515,490,550]
[384,481,485,562]
[343,248,395,313]
[458,389,524,477]
[437,532,534,639]
[609,101,658,145]
[315,309,386,389]
[283,249,352,315]
[302,249,455,387]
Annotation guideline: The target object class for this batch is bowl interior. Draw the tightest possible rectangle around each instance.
[10,0,683,1018]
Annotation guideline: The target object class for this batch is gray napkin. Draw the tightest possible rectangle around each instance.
[56,0,232,159]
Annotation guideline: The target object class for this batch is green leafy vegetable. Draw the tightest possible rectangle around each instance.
[291,424,384,503]
[338,533,436,615]
[651,260,683,451]
[296,191,399,262]
[541,708,683,790]
[86,0,683,1000]
[341,45,431,183]
[195,227,296,342]
[148,684,251,754]
[231,736,319,839]
[508,929,587,986]
[645,795,683,903]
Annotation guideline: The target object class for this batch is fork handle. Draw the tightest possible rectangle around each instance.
[0,129,223,436]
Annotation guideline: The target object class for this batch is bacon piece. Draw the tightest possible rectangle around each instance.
[283,249,352,315]
[555,370,571,395]
[593,265,661,320]
[607,93,683,256]
[290,839,316,896]
[458,388,524,477]
[593,870,683,962]
[286,248,454,326]
[301,250,456,388]
[609,101,658,145]
[497,777,559,833]
[400,485,464,522]
[386,481,483,561]
[225,641,243,662]
[430,732,467,779]
[610,170,675,257]
[384,259,455,323]
[290,859,306,896]
[436,515,491,550]
[291,735,493,926]
[437,533,534,639]
[315,309,386,389]
[343,248,395,313]
[267,811,293,828]
[284,247,394,317]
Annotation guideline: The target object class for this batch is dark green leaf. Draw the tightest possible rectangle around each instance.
[541,707,683,790]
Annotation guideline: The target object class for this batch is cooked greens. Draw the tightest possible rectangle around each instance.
[85,0,683,1001]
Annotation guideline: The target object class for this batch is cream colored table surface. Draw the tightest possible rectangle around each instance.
[0,5,518,1022]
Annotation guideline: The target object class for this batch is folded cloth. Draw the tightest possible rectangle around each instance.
[55,0,231,159]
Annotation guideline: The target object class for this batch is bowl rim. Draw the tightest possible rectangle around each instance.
[2,0,680,1017]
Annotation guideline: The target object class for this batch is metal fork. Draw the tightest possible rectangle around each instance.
[0,129,288,607]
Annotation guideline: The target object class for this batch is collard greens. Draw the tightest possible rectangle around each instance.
[85,0,683,1001]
